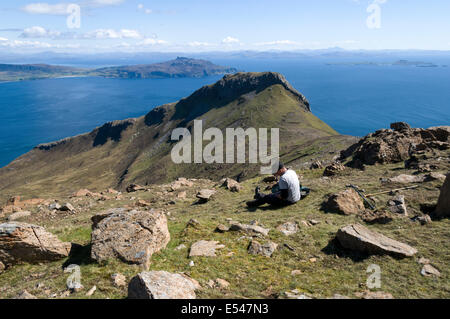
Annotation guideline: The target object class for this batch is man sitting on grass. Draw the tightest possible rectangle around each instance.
[246,161,301,208]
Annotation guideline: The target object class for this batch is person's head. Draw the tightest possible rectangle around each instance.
[274,161,287,177]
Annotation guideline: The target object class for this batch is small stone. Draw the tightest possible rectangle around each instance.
[355,290,394,299]
[418,257,430,265]
[135,199,151,207]
[175,244,187,250]
[86,285,97,296]
[189,260,195,267]
[48,202,61,210]
[189,240,225,257]
[215,224,229,233]
[309,257,317,263]
[7,211,31,221]
[309,219,320,225]
[15,290,37,299]
[276,222,298,236]
[421,264,440,277]
[60,203,75,212]
[247,240,277,257]
[291,270,302,276]
[111,273,127,287]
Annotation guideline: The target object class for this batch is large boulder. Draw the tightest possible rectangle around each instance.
[128,271,200,299]
[90,208,170,267]
[435,174,450,218]
[336,224,417,258]
[0,222,71,267]
[325,188,365,215]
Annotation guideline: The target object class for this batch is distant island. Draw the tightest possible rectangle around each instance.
[0,57,239,82]
[326,60,444,68]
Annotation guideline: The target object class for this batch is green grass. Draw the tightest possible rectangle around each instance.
[1,160,449,299]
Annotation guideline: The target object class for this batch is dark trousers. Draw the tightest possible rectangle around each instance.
[247,192,291,207]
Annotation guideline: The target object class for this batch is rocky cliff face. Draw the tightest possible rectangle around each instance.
[341,122,450,166]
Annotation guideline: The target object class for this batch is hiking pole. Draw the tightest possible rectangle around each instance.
[365,185,419,198]
[346,184,376,210]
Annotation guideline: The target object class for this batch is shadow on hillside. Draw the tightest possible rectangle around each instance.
[62,243,95,268]
[321,238,370,262]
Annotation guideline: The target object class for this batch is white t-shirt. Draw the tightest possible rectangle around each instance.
[278,169,301,203]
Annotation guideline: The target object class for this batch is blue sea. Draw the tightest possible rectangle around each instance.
[1,58,450,168]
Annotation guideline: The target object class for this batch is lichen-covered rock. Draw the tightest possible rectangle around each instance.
[0,222,71,267]
[325,188,365,215]
[228,222,270,236]
[276,222,298,236]
[90,208,170,268]
[341,124,450,166]
[336,224,417,258]
[323,162,345,176]
[247,240,277,257]
[128,271,200,299]
[222,178,242,192]
[189,240,225,257]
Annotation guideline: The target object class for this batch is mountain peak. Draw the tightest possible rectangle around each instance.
[171,72,310,123]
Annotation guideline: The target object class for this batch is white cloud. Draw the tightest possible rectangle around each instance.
[137,38,168,46]
[22,3,70,15]
[137,4,144,9]
[0,39,80,49]
[0,37,8,41]
[22,1,125,15]
[222,36,239,44]
[82,29,142,39]
[20,26,62,39]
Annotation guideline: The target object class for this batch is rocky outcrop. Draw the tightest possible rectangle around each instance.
[0,222,71,267]
[90,208,170,267]
[336,224,417,258]
[341,123,450,166]
[128,271,200,299]
[325,188,365,215]
[173,72,310,123]
[435,174,450,218]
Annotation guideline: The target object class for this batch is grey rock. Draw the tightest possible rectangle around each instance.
[336,223,417,258]
[189,240,225,257]
[128,271,200,299]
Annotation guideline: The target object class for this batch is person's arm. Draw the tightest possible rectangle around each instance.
[277,178,289,200]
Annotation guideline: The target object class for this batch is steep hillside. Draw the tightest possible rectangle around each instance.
[0,72,356,200]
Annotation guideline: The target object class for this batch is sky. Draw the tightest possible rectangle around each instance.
[0,0,449,53]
